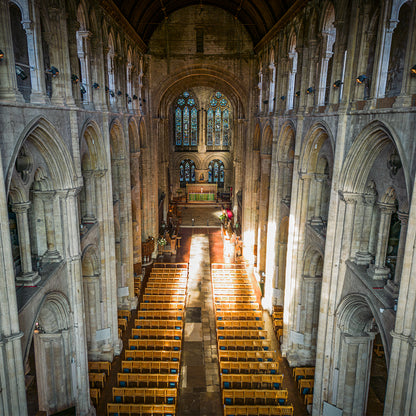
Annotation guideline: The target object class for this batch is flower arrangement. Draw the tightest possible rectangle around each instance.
[157,237,167,246]
[219,213,227,222]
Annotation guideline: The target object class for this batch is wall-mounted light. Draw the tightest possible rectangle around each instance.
[295,91,300,97]
[71,74,79,83]
[92,83,100,89]
[80,84,86,94]
[280,95,286,101]
[263,99,269,104]
[15,65,27,80]
[356,75,368,84]
[133,94,138,100]
[117,90,122,96]
[0,50,4,62]
[127,96,132,103]
[105,86,109,92]
[306,87,314,94]
[411,65,416,74]
[46,66,59,77]
[109,90,115,98]
[333,80,343,88]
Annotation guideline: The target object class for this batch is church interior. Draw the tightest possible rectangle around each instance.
[0,0,415,415]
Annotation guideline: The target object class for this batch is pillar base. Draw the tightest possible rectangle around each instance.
[367,265,390,280]
[385,279,399,297]
[286,349,316,367]
[16,271,40,286]
[42,250,62,263]
[355,252,374,266]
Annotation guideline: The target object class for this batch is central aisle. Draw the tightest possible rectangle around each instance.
[177,233,223,416]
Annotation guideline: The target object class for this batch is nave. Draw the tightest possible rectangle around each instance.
[88,224,309,416]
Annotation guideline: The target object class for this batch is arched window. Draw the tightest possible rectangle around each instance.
[175,92,198,148]
[206,92,231,149]
[287,33,298,110]
[179,159,196,187]
[208,159,225,188]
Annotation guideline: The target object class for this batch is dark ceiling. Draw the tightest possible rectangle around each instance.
[110,0,298,46]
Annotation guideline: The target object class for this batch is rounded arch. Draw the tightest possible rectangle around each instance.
[36,291,71,334]
[6,117,77,194]
[340,120,410,197]
[277,121,296,161]
[128,118,140,153]
[82,244,100,277]
[299,122,334,173]
[154,65,248,120]
[303,246,324,277]
[261,124,273,155]
[80,119,107,171]
[110,119,126,160]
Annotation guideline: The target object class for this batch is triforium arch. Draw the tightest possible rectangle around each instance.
[333,294,380,416]
[32,291,74,415]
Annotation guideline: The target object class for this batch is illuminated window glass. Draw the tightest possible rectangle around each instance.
[180,159,196,187]
[206,91,231,148]
[191,107,198,145]
[174,91,198,147]
[207,108,213,145]
[208,159,225,188]
[183,106,189,145]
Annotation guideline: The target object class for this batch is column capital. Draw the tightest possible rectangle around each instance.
[339,191,361,205]
[11,201,31,213]
[377,202,396,214]
[397,210,409,225]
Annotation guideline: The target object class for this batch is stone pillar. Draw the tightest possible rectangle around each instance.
[83,276,99,356]
[57,189,95,415]
[257,154,271,274]
[336,332,375,416]
[310,174,326,226]
[38,192,61,263]
[21,18,47,103]
[302,276,321,363]
[82,170,96,223]
[76,30,92,106]
[374,19,399,98]
[368,202,395,280]
[355,192,377,265]
[0,146,28,415]
[12,202,40,286]
[0,0,24,101]
[386,210,408,296]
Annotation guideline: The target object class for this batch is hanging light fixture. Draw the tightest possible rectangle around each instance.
[306,87,314,94]
[46,66,59,77]
[333,80,342,88]
[92,83,100,89]
[356,75,367,84]
[71,74,79,83]
[295,91,300,97]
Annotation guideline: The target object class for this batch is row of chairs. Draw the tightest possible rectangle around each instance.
[89,361,112,405]
[211,263,292,416]
[108,263,188,416]
[292,366,315,405]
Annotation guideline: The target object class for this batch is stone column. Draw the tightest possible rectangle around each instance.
[302,276,321,363]
[38,192,61,263]
[76,30,92,106]
[386,210,408,296]
[368,202,395,280]
[374,19,399,98]
[355,192,377,265]
[310,174,326,226]
[21,18,47,103]
[336,332,375,416]
[83,276,99,356]
[0,147,28,415]
[82,170,96,223]
[57,189,95,415]
[12,202,40,285]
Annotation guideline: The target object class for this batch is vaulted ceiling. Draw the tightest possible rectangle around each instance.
[110,0,298,46]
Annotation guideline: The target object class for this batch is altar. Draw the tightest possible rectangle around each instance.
[186,183,217,202]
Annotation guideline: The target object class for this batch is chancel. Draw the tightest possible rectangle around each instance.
[0,0,415,415]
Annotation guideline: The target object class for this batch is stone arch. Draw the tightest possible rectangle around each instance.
[261,124,273,155]
[76,1,89,31]
[7,118,76,194]
[110,119,126,160]
[303,246,324,277]
[340,120,409,199]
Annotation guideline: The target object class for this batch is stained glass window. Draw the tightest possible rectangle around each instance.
[207,108,213,145]
[206,91,231,148]
[208,159,225,188]
[180,159,196,187]
[215,107,221,146]
[174,91,198,147]
[191,107,198,145]
[183,106,189,145]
